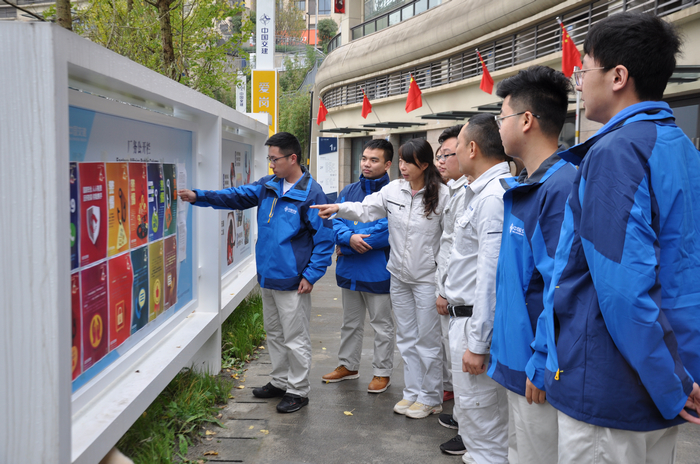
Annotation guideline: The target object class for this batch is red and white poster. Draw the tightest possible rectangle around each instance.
[108,253,133,350]
[129,163,149,248]
[71,272,82,381]
[106,163,130,257]
[79,163,108,266]
[164,235,178,310]
[80,262,109,371]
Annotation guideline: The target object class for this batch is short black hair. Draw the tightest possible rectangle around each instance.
[438,125,463,145]
[496,66,572,137]
[363,138,394,163]
[265,132,302,163]
[583,12,681,101]
[464,113,509,161]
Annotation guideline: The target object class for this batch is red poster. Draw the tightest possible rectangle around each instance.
[108,253,134,350]
[129,163,149,248]
[79,163,108,266]
[106,163,130,256]
[81,262,109,371]
[71,272,82,380]
[164,235,178,310]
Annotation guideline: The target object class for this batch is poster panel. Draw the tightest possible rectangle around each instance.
[148,163,164,242]
[148,240,164,321]
[80,262,109,371]
[220,139,254,275]
[106,163,130,257]
[129,163,149,248]
[130,245,149,334]
[71,272,82,380]
[79,163,108,266]
[70,163,80,270]
[164,235,178,310]
[316,137,339,202]
[108,253,133,350]
[163,164,177,237]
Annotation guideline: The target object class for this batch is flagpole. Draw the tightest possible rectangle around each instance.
[575,90,581,145]
[328,114,338,129]
[373,109,382,123]
[423,96,434,114]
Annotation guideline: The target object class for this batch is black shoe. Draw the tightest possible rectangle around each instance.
[440,435,466,455]
[252,382,286,398]
[276,394,309,413]
[438,413,459,430]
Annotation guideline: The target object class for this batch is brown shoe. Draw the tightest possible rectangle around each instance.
[322,366,360,383]
[368,376,391,393]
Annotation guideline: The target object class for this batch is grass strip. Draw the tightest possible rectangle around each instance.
[116,291,265,463]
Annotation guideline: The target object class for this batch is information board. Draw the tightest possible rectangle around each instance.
[317,137,339,202]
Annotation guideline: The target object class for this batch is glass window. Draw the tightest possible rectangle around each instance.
[351,137,373,182]
[389,10,401,26]
[365,21,376,35]
[319,0,331,14]
[296,0,306,11]
[352,26,363,40]
[376,15,388,31]
[401,4,413,20]
[415,0,427,14]
[399,132,427,146]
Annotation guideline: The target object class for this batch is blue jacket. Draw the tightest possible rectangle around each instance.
[334,174,391,293]
[488,153,576,396]
[527,101,700,431]
[193,169,334,291]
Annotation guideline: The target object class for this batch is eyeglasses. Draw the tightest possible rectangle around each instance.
[435,153,457,162]
[494,111,540,128]
[267,153,293,164]
[572,66,605,86]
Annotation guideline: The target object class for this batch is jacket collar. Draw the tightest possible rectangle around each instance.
[264,166,312,201]
[468,162,511,196]
[500,151,567,191]
[360,173,390,194]
[449,175,469,196]
[560,101,674,166]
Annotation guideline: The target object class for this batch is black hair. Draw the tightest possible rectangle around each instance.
[464,114,509,161]
[438,125,463,145]
[583,12,681,101]
[398,138,443,216]
[265,132,302,164]
[363,138,394,163]
[496,66,572,137]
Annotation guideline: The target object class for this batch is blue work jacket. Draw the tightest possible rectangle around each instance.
[527,101,700,431]
[334,174,391,294]
[193,169,334,291]
[488,153,576,396]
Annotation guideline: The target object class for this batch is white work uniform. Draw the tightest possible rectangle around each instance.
[436,175,470,394]
[336,179,450,406]
[444,162,510,464]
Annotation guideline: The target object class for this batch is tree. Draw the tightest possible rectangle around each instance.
[56,0,72,30]
[276,1,305,44]
[317,18,337,52]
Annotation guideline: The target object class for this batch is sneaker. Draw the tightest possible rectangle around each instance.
[276,394,309,413]
[252,382,286,398]
[393,399,414,415]
[440,435,467,455]
[462,451,477,464]
[438,413,459,429]
[406,402,443,419]
[368,376,391,393]
[443,390,455,401]
[322,366,360,383]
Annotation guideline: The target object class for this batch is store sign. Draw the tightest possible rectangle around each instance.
[256,0,275,70]
[252,70,278,137]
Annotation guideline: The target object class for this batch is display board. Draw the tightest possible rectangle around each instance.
[69,106,194,389]
[220,139,254,275]
[317,137,339,202]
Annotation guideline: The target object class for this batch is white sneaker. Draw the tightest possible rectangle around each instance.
[462,450,477,464]
[406,402,443,419]
[393,399,414,415]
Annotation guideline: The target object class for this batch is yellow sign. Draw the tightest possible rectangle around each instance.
[252,70,278,138]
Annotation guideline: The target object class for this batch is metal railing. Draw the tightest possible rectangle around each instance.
[350,0,442,42]
[327,32,342,53]
[321,0,699,109]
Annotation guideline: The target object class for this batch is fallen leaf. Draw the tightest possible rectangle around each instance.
[203,451,218,456]
[259,346,265,349]
[205,430,216,436]
[260,429,269,434]
[317,314,322,317]
[249,425,255,430]
[176,346,181,348]
[334,298,338,300]
[344,411,354,416]
[216,413,222,419]
[228,395,234,399]
[322,347,326,350]
[237,385,245,389]
[205,437,212,441]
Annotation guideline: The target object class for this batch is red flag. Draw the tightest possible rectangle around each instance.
[405,75,423,113]
[560,20,582,77]
[317,98,328,125]
[477,50,494,94]
[361,90,372,119]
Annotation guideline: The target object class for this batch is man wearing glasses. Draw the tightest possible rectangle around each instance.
[488,65,576,464]
[528,13,700,463]
[178,132,334,413]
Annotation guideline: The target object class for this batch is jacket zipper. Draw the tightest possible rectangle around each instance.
[268,197,278,223]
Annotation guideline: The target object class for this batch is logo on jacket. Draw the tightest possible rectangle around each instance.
[284,206,297,215]
[509,223,524,237]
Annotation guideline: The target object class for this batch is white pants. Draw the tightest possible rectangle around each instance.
[338,289,394,377]
[507,389,557,464]
[558,410,679,464]
[440,313,453,391]
[261,288,312,397]
[391,277,443,406]
[450,317,509,464]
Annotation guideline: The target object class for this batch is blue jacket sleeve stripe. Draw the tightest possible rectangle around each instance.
[194,182,263,210]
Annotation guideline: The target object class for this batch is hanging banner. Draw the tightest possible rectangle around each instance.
[252,70,278,137]
[316,137,339,202]
[255,0,275,70]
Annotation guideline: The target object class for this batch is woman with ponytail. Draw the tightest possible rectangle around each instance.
[313,138,450,418]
